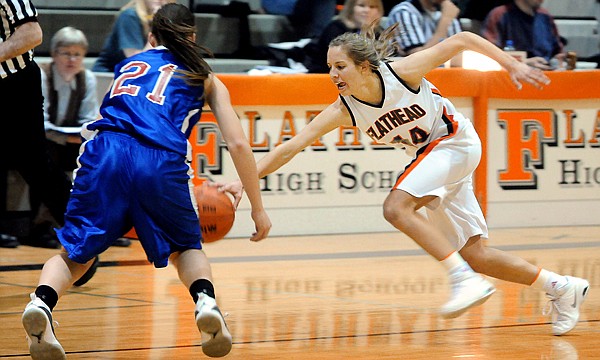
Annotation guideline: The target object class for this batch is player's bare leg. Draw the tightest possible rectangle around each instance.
[460,236,539,284]
[38,252,94,293]
[383,190,495,318]
[171,250,232,357]
[171,249,213,288]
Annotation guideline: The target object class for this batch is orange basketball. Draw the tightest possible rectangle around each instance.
[194,185,235,243]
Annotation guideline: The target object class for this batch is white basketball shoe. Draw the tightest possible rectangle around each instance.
[544,276,589,336]
[440,270,496,319]
[195,293,232,357]
[22,294,66,360]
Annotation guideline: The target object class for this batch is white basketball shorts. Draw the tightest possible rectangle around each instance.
[392,121,488,249]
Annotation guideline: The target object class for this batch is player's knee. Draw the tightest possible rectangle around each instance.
[382,201,412,229]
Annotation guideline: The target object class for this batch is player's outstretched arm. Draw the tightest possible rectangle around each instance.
[217,99,350,217]
[205,74,271,241]
[393,31,550,91]
[255,98,351,178]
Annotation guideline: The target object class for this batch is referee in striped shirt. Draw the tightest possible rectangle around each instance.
[387,0,462,55]
[0,0,72,248]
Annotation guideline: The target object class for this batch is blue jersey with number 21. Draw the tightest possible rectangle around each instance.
[60,46,207,268]
[89,46,205,156]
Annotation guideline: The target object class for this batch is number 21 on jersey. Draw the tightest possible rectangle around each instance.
[110,61,177,106]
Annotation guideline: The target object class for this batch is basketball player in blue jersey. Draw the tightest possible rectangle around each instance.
[223,28,589,335]
[21,4,271,359]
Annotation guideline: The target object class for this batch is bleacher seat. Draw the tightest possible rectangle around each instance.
[191,0,262,12]
[34,0,188,10]
[545,0,597,19]
[35,0,128,10]
[545,0,599,58]
[34,56,269,76]
[36,9,295,58]
[34,58,268,103]
[37,9,116,57]
[248,14,296,45]
[555,19,599,57]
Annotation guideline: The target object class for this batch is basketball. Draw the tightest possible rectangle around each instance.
[194,185,235,243]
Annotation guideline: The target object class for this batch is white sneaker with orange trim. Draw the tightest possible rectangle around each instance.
[544,276,589,336]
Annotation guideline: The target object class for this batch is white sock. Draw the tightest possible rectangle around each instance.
[531,268,567,295]
[441,251,473,276]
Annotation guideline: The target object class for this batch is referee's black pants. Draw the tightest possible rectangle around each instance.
[0,61,71,227]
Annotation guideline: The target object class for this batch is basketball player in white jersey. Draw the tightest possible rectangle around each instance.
[223,28,589,335]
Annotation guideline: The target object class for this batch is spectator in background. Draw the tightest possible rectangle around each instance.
[387,0,462,56]
[482,0,564,70]
[93,0,174,72]
[42,26,133,248]
[304,0,385,73]
[29,27,101,248]
[41,26,98,170]
[260,0,337,39]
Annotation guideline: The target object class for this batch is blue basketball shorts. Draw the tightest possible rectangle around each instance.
[58,131,202,268]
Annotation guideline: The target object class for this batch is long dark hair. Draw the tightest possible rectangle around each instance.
[151,3,212,86]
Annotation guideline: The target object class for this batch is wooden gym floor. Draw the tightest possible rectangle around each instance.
[1,226,599,359]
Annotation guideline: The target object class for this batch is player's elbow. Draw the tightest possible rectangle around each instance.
[452,31,477,51]
[277,145,302,166]
[225,138,250,154]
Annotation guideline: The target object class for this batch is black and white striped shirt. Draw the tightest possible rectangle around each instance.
[387,0,461,54]
[0,0,38,79]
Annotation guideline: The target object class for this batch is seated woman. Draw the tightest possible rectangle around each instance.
[23,26,99,249]
[39,27,130,248]
[41,26,98,172]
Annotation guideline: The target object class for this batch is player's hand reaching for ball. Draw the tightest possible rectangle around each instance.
[212,180,271,241]
[214,180,244,209]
